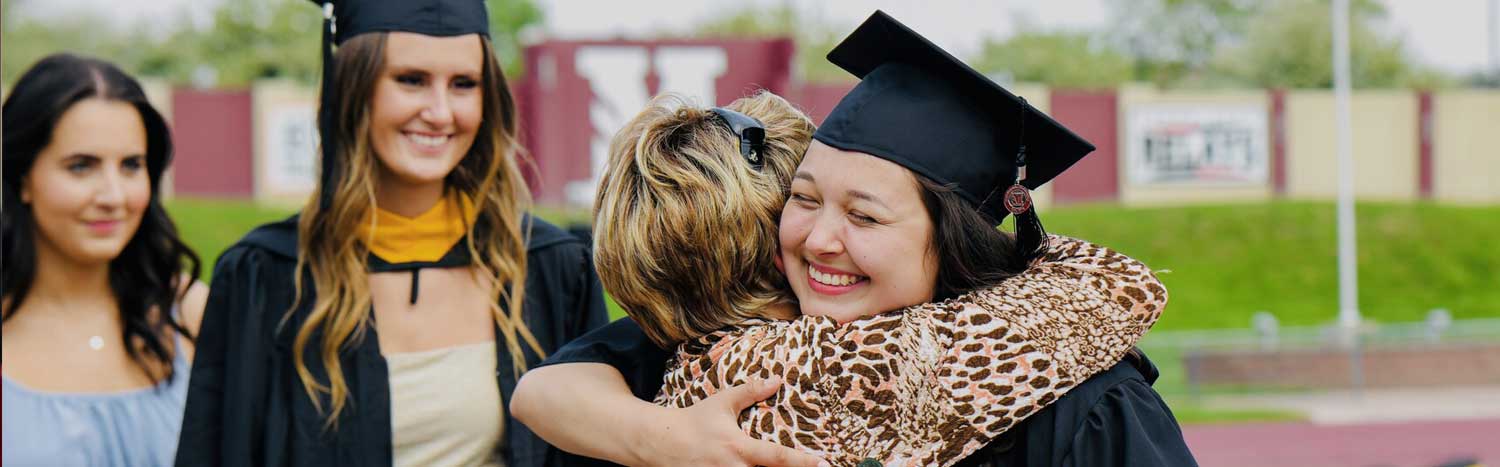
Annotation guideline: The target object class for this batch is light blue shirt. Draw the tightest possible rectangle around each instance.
[2,340,189,467]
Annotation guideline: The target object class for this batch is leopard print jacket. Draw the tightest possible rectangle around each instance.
[653,236,1167,467]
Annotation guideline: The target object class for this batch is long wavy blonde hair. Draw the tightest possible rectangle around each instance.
[292,32,541,427]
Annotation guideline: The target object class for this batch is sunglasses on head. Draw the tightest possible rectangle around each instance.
[709,107,766,169]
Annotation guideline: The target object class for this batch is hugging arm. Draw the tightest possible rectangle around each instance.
[510,319,827,467]
[654,236,1168,466]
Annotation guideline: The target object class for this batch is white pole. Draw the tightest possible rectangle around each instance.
[1333,0,1360,331]
[1491,0,1499,76]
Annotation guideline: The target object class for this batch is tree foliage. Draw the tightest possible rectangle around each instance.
[177,0,324,87]
[1,0,542,87]
[485,0,544,78]
[2,0,180,85]
[1106,0,1449,88]
[693,5,849,83]
[1104,0,1260,85]
[1208,0,1446,88]
[3,0,1459,90]
[971,29,1134,89]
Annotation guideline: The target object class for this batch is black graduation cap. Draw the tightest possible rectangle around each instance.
[813,11,1095,253]
[307,0,491,210]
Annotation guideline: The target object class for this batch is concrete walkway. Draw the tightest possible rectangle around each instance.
[1183,419,1498,467]
[1179,385,1500,466]
[1198,385,1500,424]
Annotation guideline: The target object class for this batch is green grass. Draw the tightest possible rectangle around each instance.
[167,199,1500,328]
[167,198,298,275]
[1039,201,1500,330]
[1161,400,1306,425]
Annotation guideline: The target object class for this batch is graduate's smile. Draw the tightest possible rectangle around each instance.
[402,131,453,156]
[369,32,484,187]
[780,141,939,324]
[806,262,868,295]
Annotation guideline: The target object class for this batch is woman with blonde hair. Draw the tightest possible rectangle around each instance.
[175,1,608,466]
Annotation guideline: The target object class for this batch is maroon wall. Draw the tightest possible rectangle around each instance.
[1270,89,1288,196]
[171,89,254,197]
[512,78,542,199]
[787,82,855,125]
[1418,91,1434,199]
[1048,90,1120,203]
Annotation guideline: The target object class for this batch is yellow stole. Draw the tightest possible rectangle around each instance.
[357,195,477,264]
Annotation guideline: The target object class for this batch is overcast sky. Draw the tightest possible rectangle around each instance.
[17,0,1499,75]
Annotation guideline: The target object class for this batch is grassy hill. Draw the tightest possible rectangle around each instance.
[1040,201,1499,330]
[167,199,1500,331]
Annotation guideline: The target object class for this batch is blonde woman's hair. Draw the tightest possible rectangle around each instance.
[593,91,815,348]
[292,32,540,428]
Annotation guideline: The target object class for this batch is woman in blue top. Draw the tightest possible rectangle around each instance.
[1,53,208,466]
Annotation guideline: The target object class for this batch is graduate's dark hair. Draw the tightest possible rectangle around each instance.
[1,53,201,384]
[917,175,1036,301]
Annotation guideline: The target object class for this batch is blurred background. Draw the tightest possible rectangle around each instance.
[4,0,1498,465]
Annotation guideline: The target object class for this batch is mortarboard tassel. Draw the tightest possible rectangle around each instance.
[1003,97,1049,259]
[317,1,339,212]
[1013,202,1048,259]
[1004,149,1049,259]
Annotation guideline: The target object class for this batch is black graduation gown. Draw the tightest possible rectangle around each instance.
[539,319,1198,467]
[953,351,1199,467]
[175,215,609,467]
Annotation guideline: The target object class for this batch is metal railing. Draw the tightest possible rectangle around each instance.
[1135,312,1500,398]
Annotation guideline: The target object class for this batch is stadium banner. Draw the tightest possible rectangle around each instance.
[1124,104,1269,186]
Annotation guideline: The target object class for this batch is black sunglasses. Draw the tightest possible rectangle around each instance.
[709,107,766,169]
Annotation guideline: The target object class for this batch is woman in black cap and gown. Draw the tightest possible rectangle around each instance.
[511,11,1197,467]
[174,1,608,466]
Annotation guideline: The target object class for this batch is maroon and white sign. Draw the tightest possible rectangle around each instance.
[517,39,794,206]
[1125,105,1269,186]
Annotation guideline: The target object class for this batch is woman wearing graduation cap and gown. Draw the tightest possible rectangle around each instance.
[512,11,1197,467]
[174,1,609,466]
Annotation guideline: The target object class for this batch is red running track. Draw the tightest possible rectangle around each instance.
[1182,419,1499,467]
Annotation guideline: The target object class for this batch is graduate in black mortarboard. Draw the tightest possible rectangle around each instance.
[173,1,608,466]
[802,12,1195,467]
[810,12,1198,467]
[509,10,1195,467]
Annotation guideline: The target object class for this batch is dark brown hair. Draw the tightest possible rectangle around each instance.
[2,53,201,384]
[918,176,1037,301]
